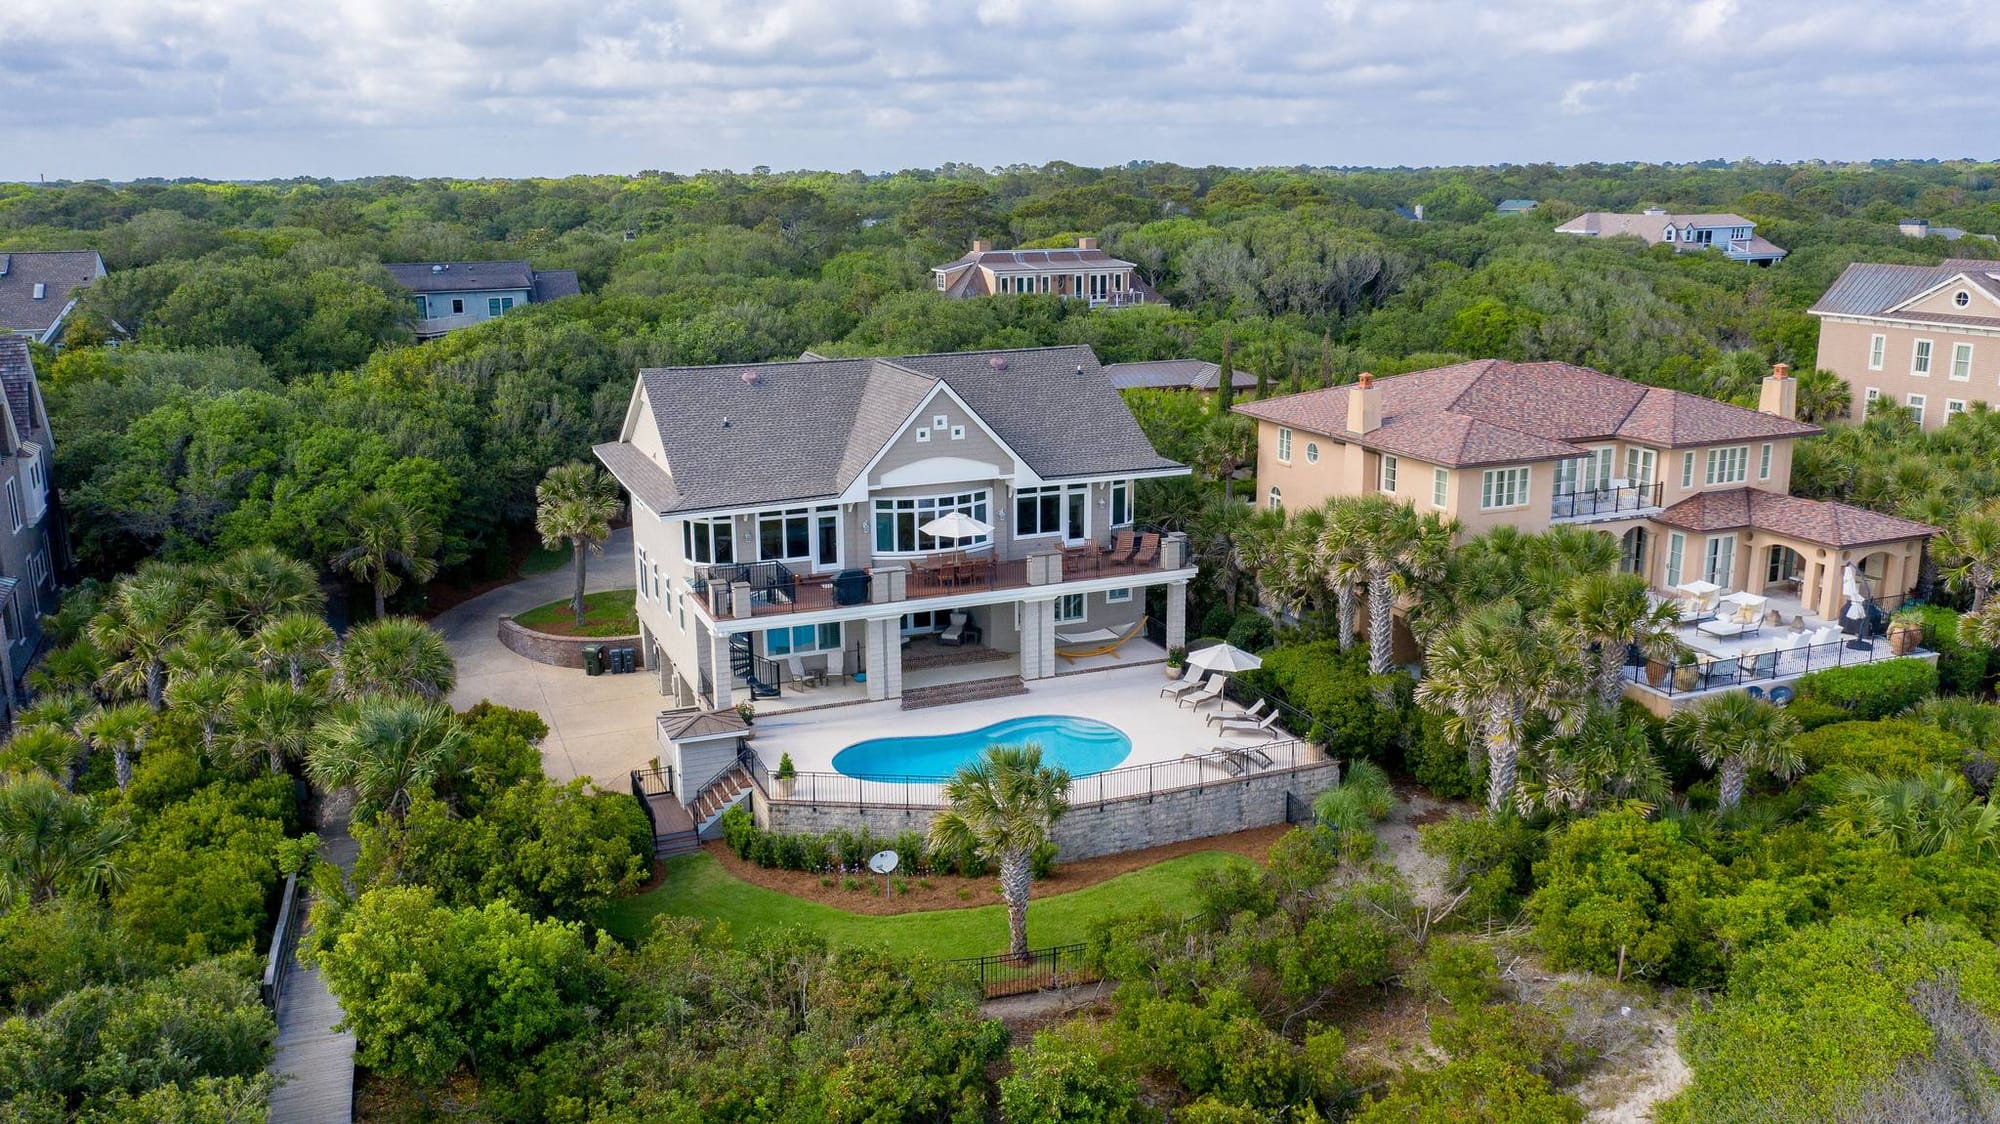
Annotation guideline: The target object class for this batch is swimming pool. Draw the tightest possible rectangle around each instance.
[831,715,1133,781]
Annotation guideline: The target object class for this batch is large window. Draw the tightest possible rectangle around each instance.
[1479,467,1529,510]
[636,546,651,601]
[1868,334,1885,370]
[1625,446,1656,488]
[1277,427,1293,463]
[1379,455,1398,493]
[1666,532,1685,588]
[1952,343,1974,381]
[1704,535,1736,588]
[683,517,734,565]
[1110,480,1133,528]
[765,622,842,656]
[1913,339,1933,376]
[1015,484,1085,541]
[874,490,990,554]
[1704,446,1748,486]
[1054,593,1086,623]
[758,505,838,566]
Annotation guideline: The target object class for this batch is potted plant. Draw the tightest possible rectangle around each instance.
[1643,636,1688,688]
[1673,653,1701,693]
[1165,645,1188,680]
[1887,609,1924,656]
[775,752,797,797]
[736,701,756,726]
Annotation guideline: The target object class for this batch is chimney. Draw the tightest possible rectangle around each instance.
[1759,362,1797,420]
[970,239,991,253]
[1413,203,1424,222]
[1078,237,1098,250]
[1348,371,1382,434]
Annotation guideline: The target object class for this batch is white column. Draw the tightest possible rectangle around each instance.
[707,629,733,710]
[1166,581,1188,650]
[865,619,889,701]
[1019,598,1057,681]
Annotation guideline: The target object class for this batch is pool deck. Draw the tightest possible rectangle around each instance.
[746,663,1277,778]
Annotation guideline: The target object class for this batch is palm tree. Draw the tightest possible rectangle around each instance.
[1664,692,1802,813]
[1416,601,1587,818]
[1941,502,2000,612]
[1518,525,1621,608]
[0,775,128,905]
[233,681,321,775]
[84,702,152,794]
[165,671,239,762]
[927,744,1071,959]
[26,641,106,700]
[309,697,469,822]
[535,463,623,629]
[163,625,252,688]
[1522,711,1668,817]
[1794,368,1853,426]
[254,612,337,690]
[337,618,456,703]
[1548,572,1687,709]
[87,562,212,709]
[15,693,94,789]
[1314,498,1367,650]
[1351,496,1456,678]
[1961,601,2000,651]
[333,494,441,620]
[1827,768,2000,858]
[2,727,85,785]
[209,546,324,632]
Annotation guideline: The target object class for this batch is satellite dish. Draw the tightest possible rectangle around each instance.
[867,850,900,875]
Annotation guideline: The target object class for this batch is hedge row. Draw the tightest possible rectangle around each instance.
[717,806,1055,879]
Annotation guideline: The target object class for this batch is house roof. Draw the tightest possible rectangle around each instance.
[605,346,1182,516]
[0,338,40,446]
[657,709,749,741]
[385,261,579,299]
[1810,258,2000,321]
[1555,212,1756,238]
[1497,199,1538,212]
[531,270,581,302]
[1654,488,1938,549]
[933,247,1139,274]
[1232,360,1818,467]
[1102,359,1254,391]
[0,251,103,334]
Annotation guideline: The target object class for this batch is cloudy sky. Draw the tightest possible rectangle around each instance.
[1,0,1992,181]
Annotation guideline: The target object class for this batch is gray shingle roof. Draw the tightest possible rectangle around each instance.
[0,338,38,447]
[384,261,535,293]
[607,346,1182,515]
[531,270,581,302]
[0,251,102,334]
[1102,359,1253,391]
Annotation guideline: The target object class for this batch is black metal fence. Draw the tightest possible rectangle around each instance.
[948,942,1097,999]
[1622,633,1927,697]
[1549,481,1663,521]
[629,764,674,836]
[260,873,304,1010]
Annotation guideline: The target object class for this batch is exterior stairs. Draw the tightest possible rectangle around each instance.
[689,766,755,837]
[900,675,1029,711]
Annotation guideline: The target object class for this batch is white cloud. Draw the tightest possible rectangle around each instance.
[0,0,1988,178]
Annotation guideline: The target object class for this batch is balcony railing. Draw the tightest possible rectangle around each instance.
[1623,633,1928,698]
[1550,481,1663,522]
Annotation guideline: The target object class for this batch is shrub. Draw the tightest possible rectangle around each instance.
[1407,707,1480,799]
[1794,660,1938,722]
[1411,936,1502,1008]
[1031,840,1059,880]
[1244,642,1408,766]
[999,1019,1150,1124]
[1420,814,1540,926]
[1909,604,1989,695]
[1197,604,1234,641]
[1225,610,1275,653]
[1792,719,1968,780]
[1525,811,1730,987]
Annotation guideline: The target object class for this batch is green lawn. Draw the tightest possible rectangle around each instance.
[597,851,1250,959]
[518,543,570,576]
[513,589,638,637]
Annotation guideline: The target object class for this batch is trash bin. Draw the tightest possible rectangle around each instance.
[583,645,605,676]
[613,647,631,674]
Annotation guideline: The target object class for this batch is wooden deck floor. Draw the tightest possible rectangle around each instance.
[268,824,358,1124]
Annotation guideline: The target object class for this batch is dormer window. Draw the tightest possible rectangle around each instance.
[1662,227,1675,243]
[1957,291,1972,308]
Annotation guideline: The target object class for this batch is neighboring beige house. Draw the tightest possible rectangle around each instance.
[930,239,1159,308]
[595,344,1195,719]
[1233,360,1935,629]
[1555,209,1786,264]
[1809,258,2000,429]
[1102,359,1256,394]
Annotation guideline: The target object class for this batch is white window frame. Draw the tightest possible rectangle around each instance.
[1907,392,1927,426]
[914,427,931,443]
[1479,466,1530,511]
[933,415,948,430]
[683,517,735,565]
[1956,290,1972,308]
[1951,342,1974,382]
[1913,338,1933,376]
[1013,484,1086,543]
[1948,398,1967,418]
[1268,486,1282,512]
[1276,427,1293,464]
[1666,532,1685,588]
[1106,587,1133,604]
[1868,334,1885,371]
[1758,443,1772,481]
[4,479,19,533]
[1380,455,1398,493]
[1054,593,1086,624]
[1680,452,1695,489]
[1625,446,1656,488]
[1432,467,1448,509]
[1304,442,1319,465]
[950,425,966,440]
[1704,534,1736,588]
[636,546,651,601]
[1704,446,1748,486]
[878,490,992,553]
[1865,386,1881,408]
[1662,226,1676,243]
[1109,479,1133,528]
[765,622,843,657]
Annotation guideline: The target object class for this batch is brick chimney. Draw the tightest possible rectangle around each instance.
[1078,237,1098,250]
[1348,372,1382,434]
[1759,362,1797,419]
[970,239,991,253]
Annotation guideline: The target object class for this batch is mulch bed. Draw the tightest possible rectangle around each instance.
[685,822,1293,915]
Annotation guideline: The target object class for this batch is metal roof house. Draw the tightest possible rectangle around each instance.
[384,260,582,339]
[1555,209,1786,265]
[930,239,1160,308]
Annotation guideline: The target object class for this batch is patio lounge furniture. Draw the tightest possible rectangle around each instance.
[1160,664,1204,698]
[1057,540,1098,574]
[1207,698,1267,727]
[1209,744,1274,768]
[1056,616,1148,662]
[1702,657,1741,688]
[824,649,845,684]
[1131,533,1161,567]
[786,655,817,688]
[1184,750,1247,776]
[938,612,980,646]
[1102,530,1137,565]
[1698,616,1761,639]
[1178,675,1226,709]
[1218,711,1281,740]
[1746,649,1779,679]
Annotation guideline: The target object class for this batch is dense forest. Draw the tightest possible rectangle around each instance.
[6,160,2000,1120]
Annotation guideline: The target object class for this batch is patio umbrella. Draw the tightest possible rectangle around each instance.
[1676,579,1721,597]
[919,511,993,540]
[1188,642,1263,674]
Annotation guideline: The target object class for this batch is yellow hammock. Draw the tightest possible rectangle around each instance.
[1055,616,1150,663]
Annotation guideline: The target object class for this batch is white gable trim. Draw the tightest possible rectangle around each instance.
[1884,272,2000,317]
[1809,310,2000,339]
[618,380,674,478]
[839,381,1038,503]
[876,455,1011,488]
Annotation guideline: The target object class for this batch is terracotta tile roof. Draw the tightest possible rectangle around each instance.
[1233,360,1819,467]
[1654,489,1938,548]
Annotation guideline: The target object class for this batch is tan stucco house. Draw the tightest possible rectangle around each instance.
[1809,258,2000,430]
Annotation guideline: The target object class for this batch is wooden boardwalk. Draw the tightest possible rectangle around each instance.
[268,824,358,1124]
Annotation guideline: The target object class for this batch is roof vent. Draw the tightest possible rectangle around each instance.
[721,416,731,428]
[30,284,44,300]
[987,356,1008,370]
[1642,207,1667,216]
[430,264,444,273]
[740,369,762,385]
[1075,364,1084,376]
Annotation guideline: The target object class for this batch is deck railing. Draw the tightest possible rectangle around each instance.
[260,873,304,1010]
[1623,634,1928,697]
[1550,481,1663,521]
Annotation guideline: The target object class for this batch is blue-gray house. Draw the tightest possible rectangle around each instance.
[385,260,582,338]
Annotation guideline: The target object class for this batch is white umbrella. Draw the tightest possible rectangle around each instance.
[1188,642,1263,674]
[919,511,993,540]
[1676,579,1721,597]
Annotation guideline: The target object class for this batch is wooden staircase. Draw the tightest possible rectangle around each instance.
[900,675,1029,711]
[688,766,755,837]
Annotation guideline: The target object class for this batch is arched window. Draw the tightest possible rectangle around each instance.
[1267,486,1283,512]
[1957,291,1972,308]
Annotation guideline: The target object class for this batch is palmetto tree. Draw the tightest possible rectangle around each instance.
[1314,498,1367,650]
[1941,502,2000,612]
[15,693,93,789]
[1826,768,2000,859]
[255,612,337,691]
[164,671,240,762]
[84,702,152,794]
[1416,601,1587,817]
[309,697,469,823]
[1794,367,1853,426]
[163,625,252,689]
[0,775,128,906]
[209,546,325,632]
[1548,572,1687,709]
[1664,691,1802,813]
[928,744,1071,959]
[333,494,441,620]
[233,680,322,776]
[535,462,624,629]
[1961,601,2000,651]
[1351,496,1456,677]
[87,562,212,709]
[2,727,85,786]
[337,618,456,703]
[1522,711,1669,817]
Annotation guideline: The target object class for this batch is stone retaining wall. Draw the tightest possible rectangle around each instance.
[754,759,1343,861]
[496,617,646,670]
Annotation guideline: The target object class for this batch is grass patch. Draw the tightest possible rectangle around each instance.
[597,850,1249,959]
[518,543,570,577]
[513,589,638,638]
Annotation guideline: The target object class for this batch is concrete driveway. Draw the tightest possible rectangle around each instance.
[436,528,664,786]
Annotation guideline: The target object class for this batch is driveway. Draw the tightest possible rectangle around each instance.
[436,528,664,785]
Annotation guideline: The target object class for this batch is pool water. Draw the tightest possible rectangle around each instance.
[831,715,1133,781]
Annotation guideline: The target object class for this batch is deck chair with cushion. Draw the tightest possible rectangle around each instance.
[1177,674,1226,710]
[938,612,976,646]
[1101,530,1137,565]
[1218,710,1282,740]
[1207,698,1267,727]
[785,655,815,688]
[1160,664,1204,698]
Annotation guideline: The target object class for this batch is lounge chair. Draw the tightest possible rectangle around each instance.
[1218,711,1281,740]
[1184,750,1246,776]
[938,612,977,646]
[824,648,845,684]
[1702,657,1740,688]
[1177,674,1225,710]
[1056,616,1148,662]
[1207,697,1267,727]
[1101,530,1137,565]
[1057,540,1098,574]
[1131,533,1160,567]
[1160,664,1204,698]
[786,655,814,687]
